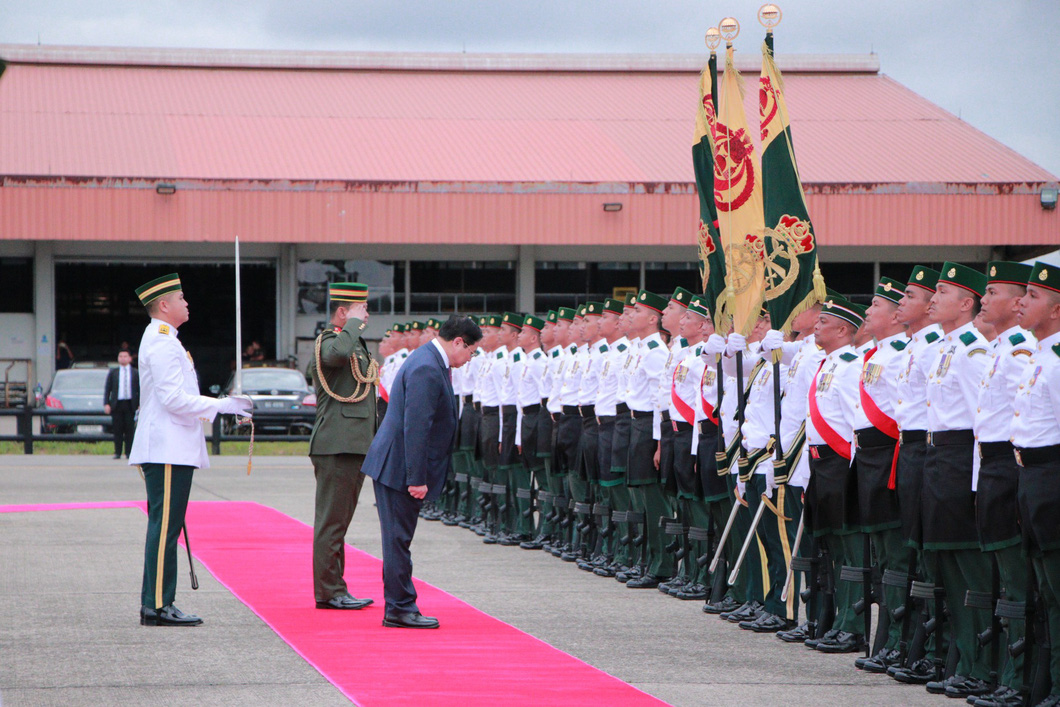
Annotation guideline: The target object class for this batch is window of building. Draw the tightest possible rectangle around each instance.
[534,261,639,312]
[409,261,515,314]
[644,261,700,296]
[0,258,33,313]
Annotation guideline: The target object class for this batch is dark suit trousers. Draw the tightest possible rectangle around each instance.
[311,453,366,602]
[374,479,424,614]
[112,400,136,456]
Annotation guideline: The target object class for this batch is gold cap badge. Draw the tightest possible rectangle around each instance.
[947,268,957,278]
[916,271,924,281]
[883,282,892,291]
[990,266,997,277]
[1041,270,1049,281]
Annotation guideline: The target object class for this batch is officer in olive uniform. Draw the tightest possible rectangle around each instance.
[130,273,252,626]
[308,282,379,611]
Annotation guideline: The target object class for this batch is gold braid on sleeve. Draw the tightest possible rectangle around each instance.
[315,332,380,404]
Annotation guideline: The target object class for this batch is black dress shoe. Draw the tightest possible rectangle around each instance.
[856,648,900,673]
[931,675,990,698]
[724,600,764,623]
[804,627,840,649]
[776,621,812,643]
[382,611,439,629]
[740,612,796,633]
[113,454,122,459]
[673,583,708,600]
[593,564,616,578]
[890,658,936,684]
[972,686,1022,707]
[141,604,203,626]
[1031,695,1060,707]
[658,574,688,594]
[316,595,373,610]
[626,574,663,589]
[814,631,865,653]
[703,595,741,614]
[520,538,545,550]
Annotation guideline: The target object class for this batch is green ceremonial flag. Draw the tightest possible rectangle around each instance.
[694,48,728,330]
[759,31,826,334]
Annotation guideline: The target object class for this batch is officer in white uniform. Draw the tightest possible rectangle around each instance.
[129,273,251,626]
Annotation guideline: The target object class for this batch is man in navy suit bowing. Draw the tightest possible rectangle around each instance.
[362,315,482,628]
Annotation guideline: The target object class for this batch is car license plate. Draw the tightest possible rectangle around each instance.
[265,401,285,409]
[80,425,103,434]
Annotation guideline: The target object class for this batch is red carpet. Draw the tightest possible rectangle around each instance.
[2,501,668,706]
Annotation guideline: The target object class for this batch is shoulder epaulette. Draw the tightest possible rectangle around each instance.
[157,324,171,336]
[533,351,542,360]
[694,345,703,356]
[679,337,688,347]
[513,352,521,362]
[496,351,504,359]
[1009,332,1026,346]
[925,332,940,344]
[839,352,858,362]
[1053,343,1060,359]
[959,331,978,346]
[598,344,608,354]
[647,340,660,350]
[617,343,627,352]
[569,345,577,354]
[890,339,908,351]
[551,349,560,358]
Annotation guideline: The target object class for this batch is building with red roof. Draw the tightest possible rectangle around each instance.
[0,45,1056,391]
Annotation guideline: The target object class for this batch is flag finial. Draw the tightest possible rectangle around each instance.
[758,4,782,31]
[705,27,721,51]
[720,17,740,45]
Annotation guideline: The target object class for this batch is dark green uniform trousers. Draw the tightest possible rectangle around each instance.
[311,453,366,603]
[680,496,712,586]
[141,463,195,610]
[873,526,909,651]
[1033,552,1060,698]
[747,475,803,621]
[995,545,1028,690]
[628,482,674,578]
[605,479,632,566]
[722,474,764,605]
[823,530,865,634]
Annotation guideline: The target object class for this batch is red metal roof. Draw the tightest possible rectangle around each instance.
[0,46,1056,247]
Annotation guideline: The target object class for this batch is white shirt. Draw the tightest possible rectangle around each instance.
[806,344,860,450]
[128,318,222,469]
[1011,330,1060,448]
[118,364,133,400]
[430,338,450,369]
[624,332,667,413]
[975,326,1034,444]
[595,336,629,417]
[579,339,608,406]
[781,336,824,488]
[851,332,908,430]
[894,324,944,431]
[925,321,990,432]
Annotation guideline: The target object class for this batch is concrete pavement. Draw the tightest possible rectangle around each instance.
[0,455,943,706]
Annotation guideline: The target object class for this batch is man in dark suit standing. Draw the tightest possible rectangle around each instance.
[104,350,139,459]
[362,315,482,629]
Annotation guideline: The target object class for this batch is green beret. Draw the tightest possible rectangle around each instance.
[687,295,711,319]
[523,314,546,332]
[556,307,576,322]
[603,298,624,315]
[671,287,694,308]
[987,261,1033,288]
[1029,261,1060,294]
[501,312,523,329]
[623,292,638,306]
[135,273,182,305]
[938,262,986,298]
[546,310,559,323]
[821,295,866,328]
[636,290,668,313]
[575,304,587,317]
[426,318,443,330]
[874,277,906,306]
[907,266,941,293]
[584,301,604,316]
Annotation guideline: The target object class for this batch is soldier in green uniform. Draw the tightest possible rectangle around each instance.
[308,282,379,610]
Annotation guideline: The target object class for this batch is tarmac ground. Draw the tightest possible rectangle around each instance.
[0,455,945,706]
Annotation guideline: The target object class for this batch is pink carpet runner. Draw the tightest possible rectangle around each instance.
[2,501,668,706]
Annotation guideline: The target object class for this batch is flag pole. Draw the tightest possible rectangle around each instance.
[234,236,243,396]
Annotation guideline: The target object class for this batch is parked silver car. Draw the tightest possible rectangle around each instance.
[219,367,316,435]
[42,367,113,434]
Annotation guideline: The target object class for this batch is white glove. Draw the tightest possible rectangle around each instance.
[219,396,253,417]
[702,333,727,358]
[761,329,785,353]
[725,333,747,357]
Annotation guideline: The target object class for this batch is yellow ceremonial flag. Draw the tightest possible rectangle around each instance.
[713,45,766,337]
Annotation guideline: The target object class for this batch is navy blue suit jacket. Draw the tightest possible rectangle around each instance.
[361,343,458,502]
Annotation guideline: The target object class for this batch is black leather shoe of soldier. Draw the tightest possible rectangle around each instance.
[940,675,991,699]
[674,583,708,600]
[141,604,203,626]
[703,594,741,614]
[626,574,664,589]
[776,621,812,643]
[971,686,1022,707]
[520,536,545,550]
[815,631,865,653]
[890,658,936,684]
[804,627,840,649]
[593,564,617,578]
[740,612,796,633]
[616,566,640,583]
[857,648,900,673]
[441,514,460,526]
[1029,694,1060,707]
[658,574,688,594]
[724,600,764,623]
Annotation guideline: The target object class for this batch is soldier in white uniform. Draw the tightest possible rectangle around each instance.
[1011,261,1060,707]
[130,274,251,626]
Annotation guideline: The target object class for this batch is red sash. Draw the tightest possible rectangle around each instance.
[699,367,718,424]
[379,380,390,403]
[808,359,851,460]
[858,346,900,489]
[671,367,695,425]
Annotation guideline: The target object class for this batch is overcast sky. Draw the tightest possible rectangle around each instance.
[3,0,1058,178]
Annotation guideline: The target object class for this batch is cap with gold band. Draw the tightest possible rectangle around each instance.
[502,311,524,329]
[584,301,604,316]
[671,286,694,308]
[636,290,668,313]
[907,266,941,293]
[556,307,576,322]
[821,295,866,328]
[874,277,906,306]
[987,261,1033,288]
[687,294,711,319]
[1029,261,1060,294]
[623,292,638,306]
[329,282,368,303]
[938,261,986,297]
[136,273,182,306]
[603,298,624,315]
[523,314,546,332]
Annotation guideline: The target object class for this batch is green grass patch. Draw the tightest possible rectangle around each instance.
[0,441,310,456]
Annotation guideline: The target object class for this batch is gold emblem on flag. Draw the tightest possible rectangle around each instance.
[763,215,814,301]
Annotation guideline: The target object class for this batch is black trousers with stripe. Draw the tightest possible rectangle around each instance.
[141,463,195,610]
